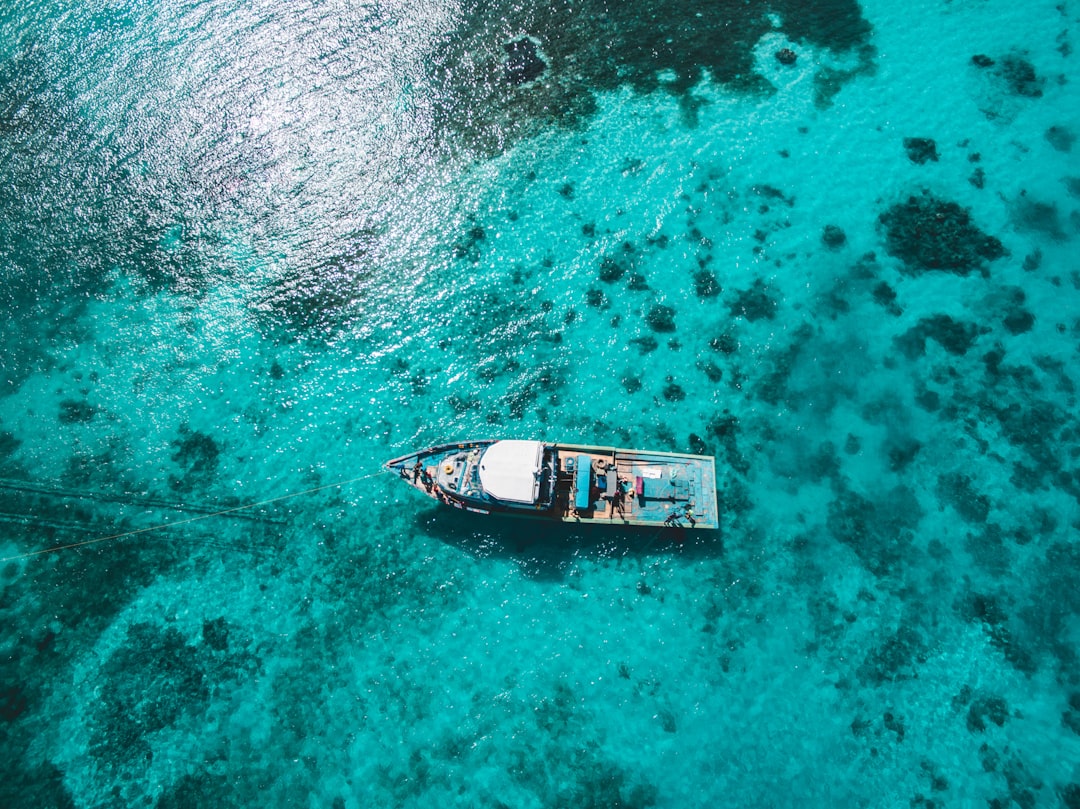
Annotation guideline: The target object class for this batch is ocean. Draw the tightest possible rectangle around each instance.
[1,0,1078,806]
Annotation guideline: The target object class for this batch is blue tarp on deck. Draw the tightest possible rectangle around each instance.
[574,454,591,510]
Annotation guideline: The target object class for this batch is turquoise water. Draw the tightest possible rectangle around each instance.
[1,0,1079,805]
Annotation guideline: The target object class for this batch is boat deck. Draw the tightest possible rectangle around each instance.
[386,441,718,530]
[549,445,717,529]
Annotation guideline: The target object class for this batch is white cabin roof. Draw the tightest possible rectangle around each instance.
[478,440,543,504]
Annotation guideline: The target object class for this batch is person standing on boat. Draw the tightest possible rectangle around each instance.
[612,479,627,517]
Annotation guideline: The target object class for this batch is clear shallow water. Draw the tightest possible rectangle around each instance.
[1,0,1079,806]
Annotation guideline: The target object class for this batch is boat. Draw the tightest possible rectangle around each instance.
[385,439,718,529]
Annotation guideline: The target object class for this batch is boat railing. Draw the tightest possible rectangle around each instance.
[384,440,494,469]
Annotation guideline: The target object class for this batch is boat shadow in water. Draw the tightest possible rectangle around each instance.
[411,506,724,581]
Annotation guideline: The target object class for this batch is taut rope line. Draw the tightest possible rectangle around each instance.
[0,470,387,563]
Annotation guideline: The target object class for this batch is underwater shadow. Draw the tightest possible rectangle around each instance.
[411,505,724,581]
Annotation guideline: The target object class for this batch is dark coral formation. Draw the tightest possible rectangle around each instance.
[157,772,237,809]
[504,37,546,85]
[693,269,721,298]
[1045,125,1075,152]
[169,427,221,492]
[0,46,217,309]
[1064,693,1080,736]
[709,332,738,354]
[885,435,921,471]
[645,304,677,332]
[828,486,922,577]
[1011,195,1066,240]
[697,358,723,383]
[91,621,256,766]
[879,192,1006,275]
[964,524,1011,574]
[599,255,629,283]
[993,287,1035,335]
[967,694,1009,732]
[872,281,902,315]
[430,0,874,153]
[996,53,1043,97]
[903,137,939,164]
[1062,783,1080,809]
[1020,542,1080,671]
[935,472,991,523]
[729,278,778,321]
[256,231,381,336]
[857,620,926,685]
[822,225,847,248]
[202,617,230,652]
[58,399,98,424]
[894,315,983,359]
[0,685,28,722]
[954,587,1037,676]
[705,411,749,476]
[662,380,686,401]
[453,224,486,262]
[0,762,74,808]
[919,759,950,793]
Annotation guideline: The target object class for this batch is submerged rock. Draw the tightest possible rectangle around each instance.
[776,48,797,65]
[971,54,995,68]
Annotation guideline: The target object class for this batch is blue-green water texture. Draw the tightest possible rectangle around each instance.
[2,0,1079,806]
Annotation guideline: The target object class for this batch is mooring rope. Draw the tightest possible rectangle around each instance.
[0,470,388,562]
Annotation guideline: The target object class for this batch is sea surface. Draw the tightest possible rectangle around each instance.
[1,0,1079,806]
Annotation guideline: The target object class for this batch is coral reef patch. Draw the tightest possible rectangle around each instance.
[879,192,1006,275]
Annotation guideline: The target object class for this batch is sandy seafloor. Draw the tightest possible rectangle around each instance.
[1,0,1079,806]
